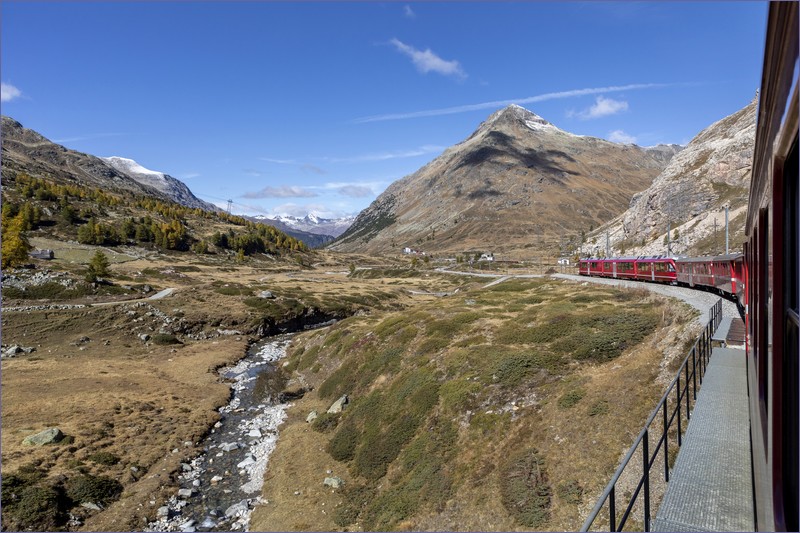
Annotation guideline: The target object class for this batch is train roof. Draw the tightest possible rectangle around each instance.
[675,253,744,263]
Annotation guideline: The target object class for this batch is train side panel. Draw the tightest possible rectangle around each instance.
[745,2,798,529]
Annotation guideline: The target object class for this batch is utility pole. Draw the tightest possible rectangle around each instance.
[606,231,610,258]
[725,205,729,255]
[227,199,233,214]
[667,221,672,256]
[714,218,718,254]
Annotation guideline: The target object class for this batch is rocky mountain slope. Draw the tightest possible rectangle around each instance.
[329,105,680,257]
[103,156,218,212]
[1,116,214,212]
[588,98,757,258]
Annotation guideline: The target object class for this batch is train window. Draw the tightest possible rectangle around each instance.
[780,137,798,531]
[758,207,770,447]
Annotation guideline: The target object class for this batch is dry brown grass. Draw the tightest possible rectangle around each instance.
[1,245,486,530]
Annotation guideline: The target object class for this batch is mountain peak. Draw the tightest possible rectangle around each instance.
[477,104,560,136]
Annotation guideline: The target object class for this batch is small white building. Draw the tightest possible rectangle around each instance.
[479,253,494,262]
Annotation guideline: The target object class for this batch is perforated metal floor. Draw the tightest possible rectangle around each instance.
[651,346,754,532]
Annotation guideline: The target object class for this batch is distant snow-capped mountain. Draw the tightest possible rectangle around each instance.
[254,213,356,238]
[103,156,218,212]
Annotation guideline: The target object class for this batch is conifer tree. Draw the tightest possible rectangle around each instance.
[1,213,32,269]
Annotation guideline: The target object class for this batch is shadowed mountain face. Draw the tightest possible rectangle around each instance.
[330,105,681,256]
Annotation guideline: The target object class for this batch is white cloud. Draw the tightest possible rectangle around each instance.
[241,185,319,199]
[320,180,389,192]
[403,5,415,18]
[260,157,297,164]
[301,163,326,175]
[608,130,637,144]
[337,185,373,198]
[354,82,667,123]
[1,82,22,102]
[568,96,629,120]
[326,145,444,163]
[389,38,466,79]
[179,172,200,180]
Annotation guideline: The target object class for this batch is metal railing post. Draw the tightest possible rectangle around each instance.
[677,374,682,446]
[685,362,691,420]
[663,402,670,482]
[643,431,651,532]
[609,485,616,531]
[692,348,697,400]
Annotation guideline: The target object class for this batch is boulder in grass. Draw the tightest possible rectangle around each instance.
[22,427,64,446]
[323,476,345,489]
[327,395,348,414]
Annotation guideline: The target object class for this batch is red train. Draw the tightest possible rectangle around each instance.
[578,254,746,308]
[579,3,798,529]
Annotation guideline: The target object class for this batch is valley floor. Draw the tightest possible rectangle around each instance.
[2,253,707,532]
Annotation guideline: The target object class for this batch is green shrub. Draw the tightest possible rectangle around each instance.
[500,449,551,528]
[311,412,340,433]
[2,282,94,301]
[332,483,374,527]
[374,315,410,339]
[2,484,64,531]
[354,414,420,481]
[557,479,584,504]
[328,422,360,462]
[416,336,450,355]
[88,451,120,466]
[214,284,248,296]
[491,352,563,387]
[487,280,539,292]
[296,344,321,371]
[152,333,181,345]
[439,379,481,413]
[558,388,586,409]
[588,400,610,417]
[318,358,359,399]
[65,474,123,506]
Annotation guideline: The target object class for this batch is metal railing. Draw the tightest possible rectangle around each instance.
[581,298,723,532]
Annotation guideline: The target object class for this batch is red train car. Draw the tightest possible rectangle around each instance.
[675,254,744,300]
[578,257,677,283]
[744,2,798,529]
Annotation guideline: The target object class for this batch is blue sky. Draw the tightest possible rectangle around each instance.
[1,2,767,219]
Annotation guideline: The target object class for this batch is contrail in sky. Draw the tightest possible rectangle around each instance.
[353,83,671,123]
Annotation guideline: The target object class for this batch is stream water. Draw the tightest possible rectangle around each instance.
[145,334,296,532]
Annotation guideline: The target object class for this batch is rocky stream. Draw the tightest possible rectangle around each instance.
[144,332,303,532]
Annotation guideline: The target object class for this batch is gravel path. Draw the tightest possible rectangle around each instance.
[553,274,740,324]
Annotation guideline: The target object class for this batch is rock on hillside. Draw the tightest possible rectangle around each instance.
[329,104,680,256]
[589,98,756,257]
[103,156,218,212]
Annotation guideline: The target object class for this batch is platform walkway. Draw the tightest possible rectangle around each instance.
[652,341,753,531]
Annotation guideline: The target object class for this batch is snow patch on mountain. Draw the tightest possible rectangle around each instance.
[254,213,356,238]
[103,156,218,212]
